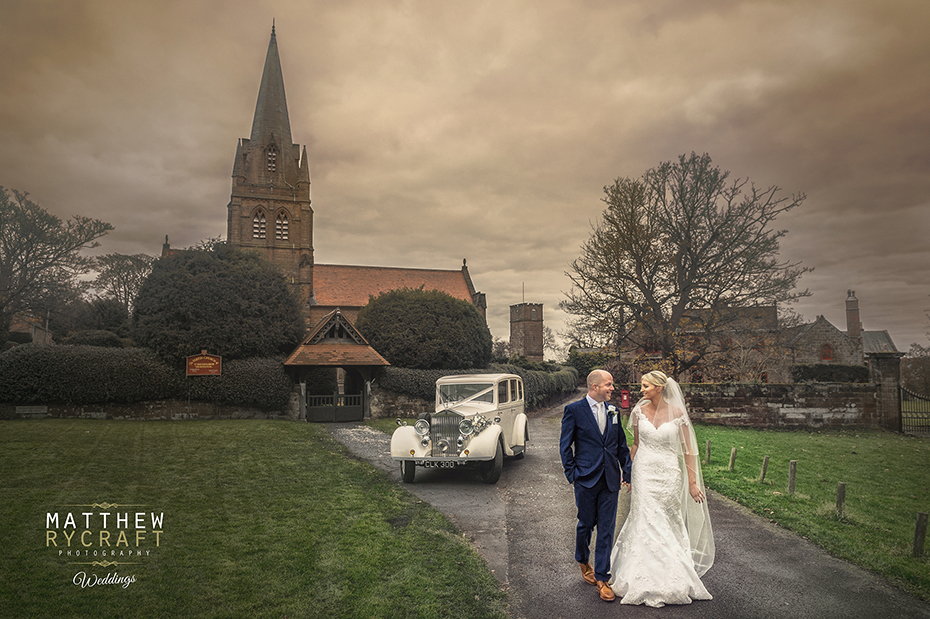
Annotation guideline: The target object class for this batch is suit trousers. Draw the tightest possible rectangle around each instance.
[573,473,619,582]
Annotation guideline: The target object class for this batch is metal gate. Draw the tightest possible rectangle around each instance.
[307,394,364,423]
[900,387,930,435]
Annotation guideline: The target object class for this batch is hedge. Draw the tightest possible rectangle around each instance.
[0,345,291,410]
[790,363,870,383]
[60,330,124,348]
[377,363,579,410]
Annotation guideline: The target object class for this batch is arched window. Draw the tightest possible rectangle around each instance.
[820,343,834,361]
[275,212,289,240]
[266,145,277,172]
[252,211,266,239]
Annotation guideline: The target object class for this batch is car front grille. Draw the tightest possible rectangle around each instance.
[430,411,462,457]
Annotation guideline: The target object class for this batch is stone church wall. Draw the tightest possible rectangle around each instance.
[616,382,885,429]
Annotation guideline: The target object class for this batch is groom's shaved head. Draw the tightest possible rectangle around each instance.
[587,369,611,389]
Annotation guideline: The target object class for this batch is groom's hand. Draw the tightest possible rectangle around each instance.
[622,482,631,493]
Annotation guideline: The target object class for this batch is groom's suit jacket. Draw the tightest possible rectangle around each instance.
[559,397,632,492]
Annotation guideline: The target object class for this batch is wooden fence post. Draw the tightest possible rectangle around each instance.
[728,447,738,471]
[914,512,929,558]
[788,460,797,494]
[836,482,846,518]
[759,455,769,482]
[705,440,711,465]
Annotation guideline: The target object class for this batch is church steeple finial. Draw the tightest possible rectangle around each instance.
[272,19,275,36]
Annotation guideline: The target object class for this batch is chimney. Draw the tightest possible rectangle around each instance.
[846,290,861,342]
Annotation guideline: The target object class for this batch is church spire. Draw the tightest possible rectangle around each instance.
[249,24,292,148]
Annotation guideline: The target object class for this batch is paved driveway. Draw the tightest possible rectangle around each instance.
[330,406,930,619]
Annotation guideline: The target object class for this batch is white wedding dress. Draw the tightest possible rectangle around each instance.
[609,409,713,607]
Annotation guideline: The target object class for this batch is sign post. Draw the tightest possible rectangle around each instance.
[186,350,222,376]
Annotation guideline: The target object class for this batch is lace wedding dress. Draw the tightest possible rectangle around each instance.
[609,407,713,607]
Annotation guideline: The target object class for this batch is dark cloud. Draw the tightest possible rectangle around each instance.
[1,0,927,350]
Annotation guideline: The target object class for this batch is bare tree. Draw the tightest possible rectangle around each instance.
[92,253,155,313]
[0,187,112,339]
[561,153,810,377]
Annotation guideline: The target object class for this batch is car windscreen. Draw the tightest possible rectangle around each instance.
[439,383,494,405]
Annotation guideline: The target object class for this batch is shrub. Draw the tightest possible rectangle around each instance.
[185,357,293,410]
[60,330,124,348]
[377,363,578,409]
[132,245,303,364]
[0,344,291,409]
[0,345,180,404]
[356,288,492,370]
[566,348,611,381]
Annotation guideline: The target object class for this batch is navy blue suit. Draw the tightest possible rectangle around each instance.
[560,396,632,583]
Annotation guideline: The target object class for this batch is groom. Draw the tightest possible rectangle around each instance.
[559,369,632,602]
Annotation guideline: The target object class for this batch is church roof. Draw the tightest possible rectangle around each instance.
[311,263,475,308]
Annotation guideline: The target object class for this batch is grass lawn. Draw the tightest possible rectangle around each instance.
[0,420,507,619]
[689,424,930,601]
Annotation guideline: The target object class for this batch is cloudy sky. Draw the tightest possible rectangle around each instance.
[2,0,928,352]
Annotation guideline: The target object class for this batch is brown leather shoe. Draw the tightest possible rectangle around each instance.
[597,580,616,602]
[579,562,596,585]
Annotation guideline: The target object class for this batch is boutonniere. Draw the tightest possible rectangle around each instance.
[607,405,618,422]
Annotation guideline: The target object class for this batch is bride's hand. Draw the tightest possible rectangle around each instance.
[689,481,705,503]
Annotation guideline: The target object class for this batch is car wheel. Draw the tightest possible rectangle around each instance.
[401,460,416,483]
[480,439,503,484]
[514,427,529,460]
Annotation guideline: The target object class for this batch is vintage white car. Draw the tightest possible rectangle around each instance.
[391,373,529,484]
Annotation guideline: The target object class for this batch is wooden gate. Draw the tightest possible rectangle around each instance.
[307,393,364,423]
[901,387,930,435]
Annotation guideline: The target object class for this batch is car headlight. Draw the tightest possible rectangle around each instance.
[459,418,474,436]
[414,419,430,436]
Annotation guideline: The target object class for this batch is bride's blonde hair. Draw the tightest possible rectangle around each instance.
[642,370,668,388]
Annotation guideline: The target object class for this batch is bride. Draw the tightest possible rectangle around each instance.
[609,370,714,607]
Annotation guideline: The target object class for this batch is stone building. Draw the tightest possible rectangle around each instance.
[510,303,544,362]
[614,291,899,383]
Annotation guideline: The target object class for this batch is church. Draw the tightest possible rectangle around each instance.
[224,25,486,330]
[218,26,488,420]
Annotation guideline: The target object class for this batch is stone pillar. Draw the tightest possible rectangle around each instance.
[868,352,905,430]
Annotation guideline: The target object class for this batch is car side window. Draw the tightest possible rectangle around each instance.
[510,379,518,402]
[498,381,509,404]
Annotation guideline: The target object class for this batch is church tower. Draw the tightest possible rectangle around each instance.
[510,303,544,362]
[227,25,314,322]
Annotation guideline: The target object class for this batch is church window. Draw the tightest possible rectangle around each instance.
[275,213,289,240]
[820,343,834,361]
[252,212,266,239]
[267,146,277,172]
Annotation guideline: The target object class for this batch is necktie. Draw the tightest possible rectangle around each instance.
[596,402,605,433]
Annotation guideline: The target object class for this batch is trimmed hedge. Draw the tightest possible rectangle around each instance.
[0,345,291,410]
[60,330,124,348]
[790,363,870,383]
[377,363,579,410]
